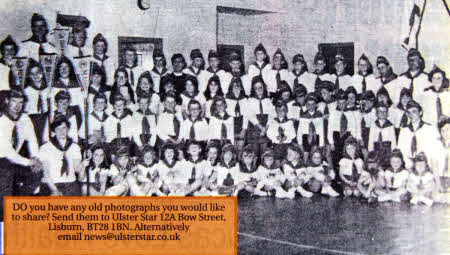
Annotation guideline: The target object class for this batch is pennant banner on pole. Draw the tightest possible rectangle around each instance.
[11,57,29,89]
[72,55,92,91]
[401,0,427,51]
[39,53,58,88]
[50,28,70,55]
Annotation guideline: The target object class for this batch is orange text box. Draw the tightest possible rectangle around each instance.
[4,196,237,255]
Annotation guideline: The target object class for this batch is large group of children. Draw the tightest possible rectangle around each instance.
[0,13,449,208]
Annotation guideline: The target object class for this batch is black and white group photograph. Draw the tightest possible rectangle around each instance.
[0,0,449,254]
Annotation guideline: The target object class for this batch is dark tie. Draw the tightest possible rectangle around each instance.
[351,161,358,182]
[37,94,44,113]
[294,75,299,88]
[173,115,180,139]
[340,113,348,137]
[308,121,316,144]
[189,167,196,184]
[437,96,442,124]
[378,129,383,144]
[314,74,321,92]
[100,124,105,138]
[12,123,18,150]
[221,122,227,142]
[276,71,281,91]
[278,126,285,140]
[362,76,367,93]
[324,104,329,144]
[189,121,196,141]
[223,172,234,186]
[411,135,417,157]
[129,68,135,87]
[335,76,340,92]
[117,122,122,138]
[78,47,83,57]
[61,152,69,176]
[324,104,329,115]
[39,43,45,56]
[259,99,264,114]
[142,116,150,135]
[361,116,367,129]
[234,102,241,116]
[400,112,409,127]
[409,77,414,94]
[418,178,424,189]
[391,174,395,187]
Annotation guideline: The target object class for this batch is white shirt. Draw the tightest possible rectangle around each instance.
[297,110,325,147]
[130,111,157,147]
[0,113,39,166]
[157,160,189,189]
[183,67,209,92]
[150,67,171,94]
[287,101,306,121]
[282,161,308,182]
[78,111,108,139]
[0,63,11,91]
[229,74,252,96]
[351,73,381,94]
[208,113,235,143]
[339,157,367,180]
[180,159,207,181]
[179,117,209,142]
[397,121,445,169]
[64,44,89,61]
[156,110,183,142]
[38,139,81,183]
[383,169,409,190]
[104,112,134,142]
[19,40,57,62]
[202,69,232,94]
[286,70,316,93]
[386,71,430,105]
[248,62,272,83]
[91,55,115,86]
[246,97,276,125]
[368,119,397,151]
[215,163,239,186]
[266,117,296,144]
[254,166,286,186]
[342,107,362,140]
[43,111,79,144]
[23,86,50,114]
[329,73,353,92]
[262,68,290,94]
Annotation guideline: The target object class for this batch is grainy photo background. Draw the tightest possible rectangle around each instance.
[0,0,449,254]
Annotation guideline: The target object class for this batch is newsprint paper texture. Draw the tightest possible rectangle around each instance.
[0,0,449,254]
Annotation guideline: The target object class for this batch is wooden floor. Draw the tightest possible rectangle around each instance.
[237,196,450,255]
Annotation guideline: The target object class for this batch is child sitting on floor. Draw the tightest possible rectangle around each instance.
[104,146,138,196]
[357,151,385,203]
[307,147,340,197]
[215,144,240,196]
[406,152,436,206]
[197,141,221,195]
[234,145,259,197]
[254,149,294,198]
[135,145,163,196]
[377,149,410,202]
[339,137,368,197]
[283,144,313,198]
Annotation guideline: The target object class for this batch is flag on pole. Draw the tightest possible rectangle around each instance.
[402,0,427,51]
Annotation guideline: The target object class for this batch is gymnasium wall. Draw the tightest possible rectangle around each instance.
[0,0,448,74]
